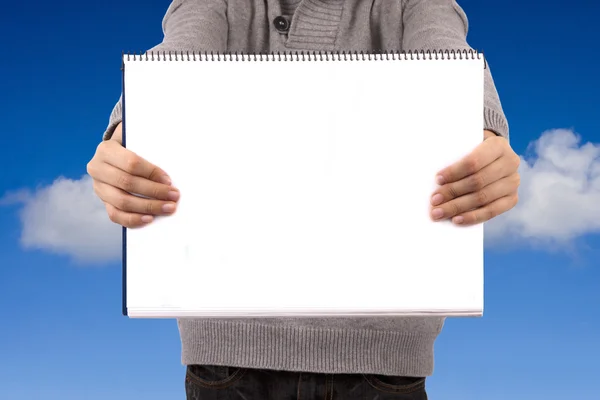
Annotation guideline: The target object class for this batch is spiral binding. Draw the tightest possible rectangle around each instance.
[122,49,484,63]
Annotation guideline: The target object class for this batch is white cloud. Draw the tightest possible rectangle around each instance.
[485,128,600,246]
[1,128,597,265]
[1,175,120,264]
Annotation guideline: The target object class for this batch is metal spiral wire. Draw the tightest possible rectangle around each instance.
[122,49,483,62]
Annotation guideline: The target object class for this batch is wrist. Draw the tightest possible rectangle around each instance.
[109,122,123,144]
[484,129,498,140]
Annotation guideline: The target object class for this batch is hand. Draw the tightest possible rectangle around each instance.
[87,122,180,228]
[430,130,520,226]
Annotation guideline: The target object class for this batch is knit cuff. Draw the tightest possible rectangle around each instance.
[102,96,123,141]
[484,107,509,141]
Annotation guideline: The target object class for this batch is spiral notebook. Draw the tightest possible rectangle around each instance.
[121,50,485,318]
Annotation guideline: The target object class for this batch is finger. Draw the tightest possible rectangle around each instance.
[90,163,180,201]
[105,202,154,229]
[431,154,519,205]
[436,137,506,185]
[97,140,171,184]
[451,193,519,226]
[94,181,178,216]
[430,174,518,221]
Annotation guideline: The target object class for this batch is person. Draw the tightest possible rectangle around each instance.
[87,1,520,398]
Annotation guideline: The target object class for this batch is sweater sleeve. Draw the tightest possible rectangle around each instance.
[401,0,509,140]
[102,0,228,140]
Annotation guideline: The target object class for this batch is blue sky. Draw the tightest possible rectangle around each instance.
[1,1,599,399]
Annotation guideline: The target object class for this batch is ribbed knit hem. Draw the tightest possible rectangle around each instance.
[484,106,509,141]
[178,318,444,377]
[285,0,345,51]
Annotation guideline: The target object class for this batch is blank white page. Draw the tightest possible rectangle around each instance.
[122,52,485,318]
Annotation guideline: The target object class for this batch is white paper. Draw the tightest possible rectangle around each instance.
[122,54,485,318]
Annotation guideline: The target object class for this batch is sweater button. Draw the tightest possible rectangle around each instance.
[273,16,290,33]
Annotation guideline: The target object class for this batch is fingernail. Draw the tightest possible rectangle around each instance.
[453,216,464,224]
[167,190,180,201]
[141,215,153,223]
[159,175,172,185]
[431,193,444,206]
[436,175,445,185]
[431,208,444,220]
[162,203,176,213]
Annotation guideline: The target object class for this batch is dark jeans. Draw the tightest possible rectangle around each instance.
[185,365,428,400]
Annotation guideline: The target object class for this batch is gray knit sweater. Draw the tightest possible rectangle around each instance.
[104,0,508,377]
